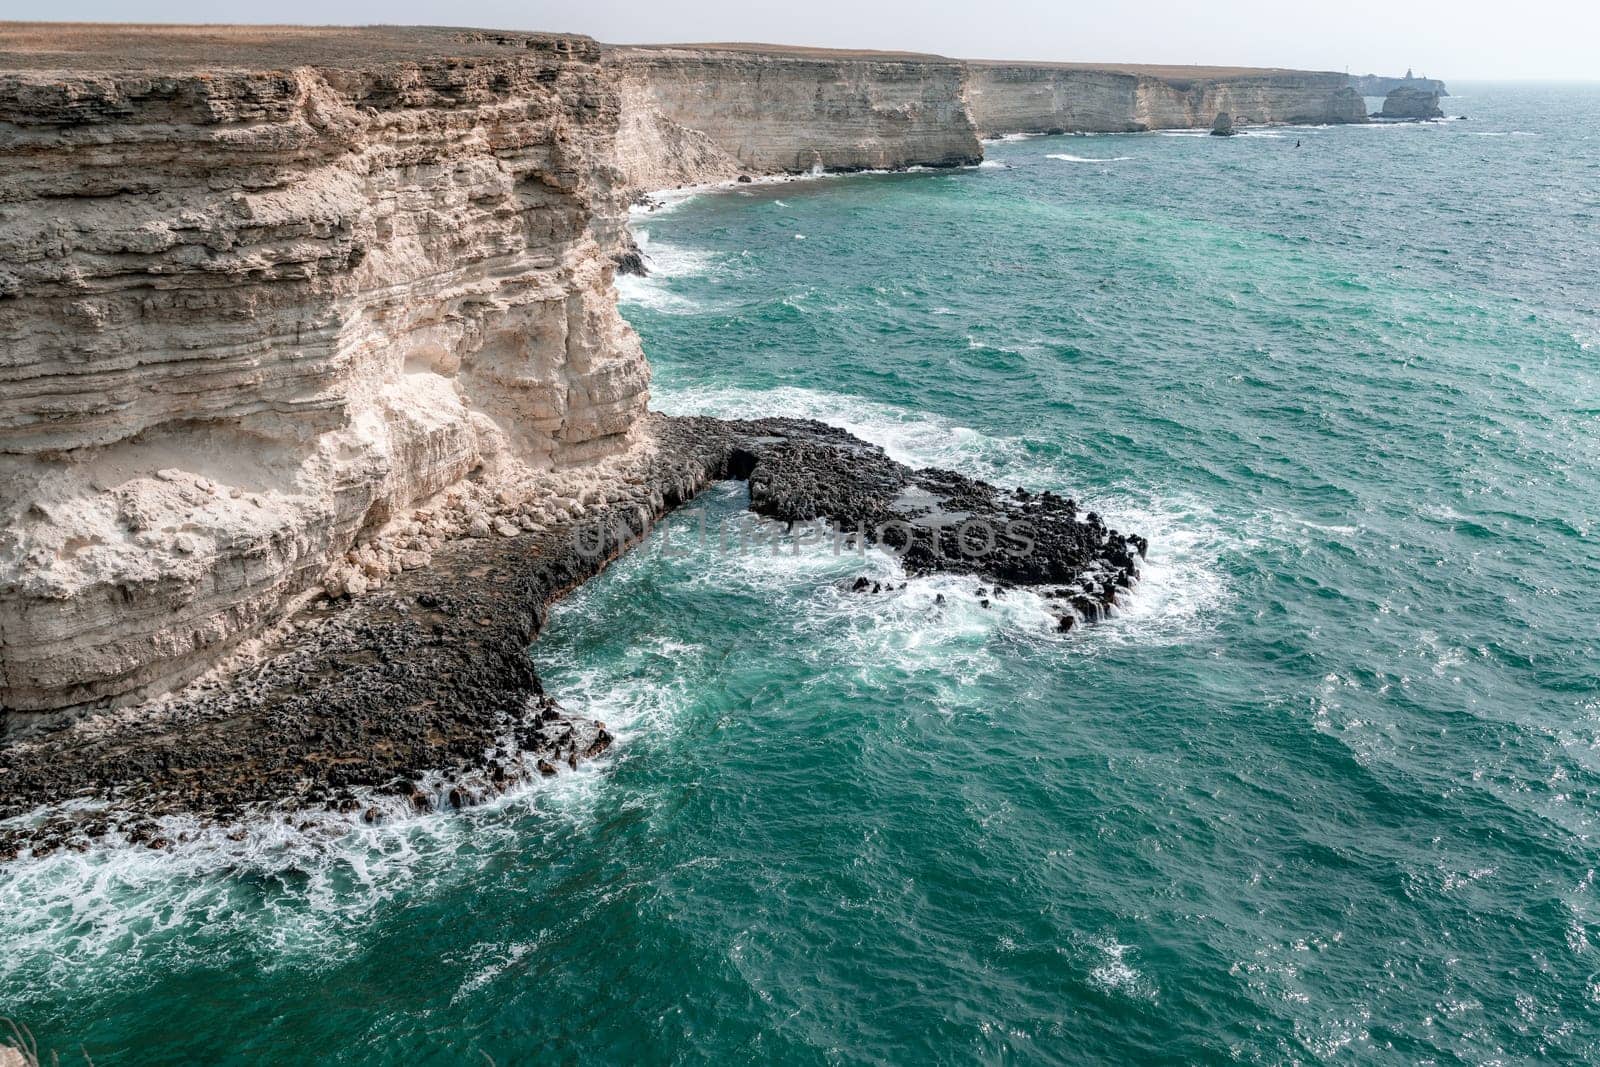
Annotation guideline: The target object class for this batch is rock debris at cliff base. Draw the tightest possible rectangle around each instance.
[0,415,1145,859]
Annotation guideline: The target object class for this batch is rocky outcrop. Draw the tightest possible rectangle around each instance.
[962,62,1367,135]
[607,45,983,183]
[1380,85,1445,120]
[1350,73,1447,97]
[0,27,651,716]
[0,414,1144,858]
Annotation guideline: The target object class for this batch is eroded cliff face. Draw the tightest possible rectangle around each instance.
[1350,73,1447,97]
[0,26,1376,721]
[0,28,650,714]
[963,63,1367,135]
[1380,85,1445,120]
[607,48,1368,191]
[607,45,983,186]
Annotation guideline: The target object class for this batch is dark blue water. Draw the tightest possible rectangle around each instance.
[4,85,1599,1064]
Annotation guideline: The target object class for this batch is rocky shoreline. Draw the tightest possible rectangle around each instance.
[0,25,1393,724]
[0,414,1145,859]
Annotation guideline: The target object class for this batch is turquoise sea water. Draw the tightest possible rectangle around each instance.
[5,86,1600,1064]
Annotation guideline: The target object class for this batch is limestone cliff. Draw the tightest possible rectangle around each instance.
[0,26,650,714]
[1350,73,1447,97]
[607,45,983,187]
[0,25,1378,721]
[963,62,1368,135]
[608,48,1368,189]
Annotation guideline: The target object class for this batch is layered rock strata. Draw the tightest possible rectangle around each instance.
[962,61,1367,135]
[0,25,1355,726]
[607,44,983,188]
[0,27,650,716]
[0,414,1144,858]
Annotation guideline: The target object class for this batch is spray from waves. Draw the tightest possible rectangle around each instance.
[654,384,1239,645]
[537,485,1069,735]
[614,228,720,314]
[1073,487,1240,648]
[631,162,949,217]
[0,768,609,1001]
[1046,153,1134,163]
[1084,936,1158,1002]
[630,229,717,279]
[656,383,1033,476]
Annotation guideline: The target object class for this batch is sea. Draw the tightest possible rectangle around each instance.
[3,84,1599,1064]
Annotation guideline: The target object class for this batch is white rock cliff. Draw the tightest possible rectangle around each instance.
[0,26,1377,719]
[0,27,650,714]
[609,45,982,187]
[963,62,1368,135]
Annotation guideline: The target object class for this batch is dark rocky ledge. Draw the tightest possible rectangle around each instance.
[0,414,1145,859]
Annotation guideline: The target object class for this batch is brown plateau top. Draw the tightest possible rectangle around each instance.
[0,22,596,71]
[2,23,1343,83]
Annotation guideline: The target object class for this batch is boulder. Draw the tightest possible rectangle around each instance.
[1210,112,1236,137]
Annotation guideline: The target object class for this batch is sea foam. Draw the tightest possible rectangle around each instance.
[653,384,1237,647]
[614,229,719,313]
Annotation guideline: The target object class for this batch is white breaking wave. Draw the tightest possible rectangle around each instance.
[0,764,611,999]
[654,384,1032,476]
[1046,153,1133,163]
[1074,487,1239,649]
[539,487,1066,724]
[632,229,717,279]
[614,229,719,314]
[1086,936,1157,1002]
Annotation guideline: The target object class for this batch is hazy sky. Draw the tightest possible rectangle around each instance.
[20,0,1600,80]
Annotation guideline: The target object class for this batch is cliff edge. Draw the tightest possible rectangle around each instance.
[607,44,983,190]
[2,24,1365,721]
[962,60,1367,136]
[0,25,651,715]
